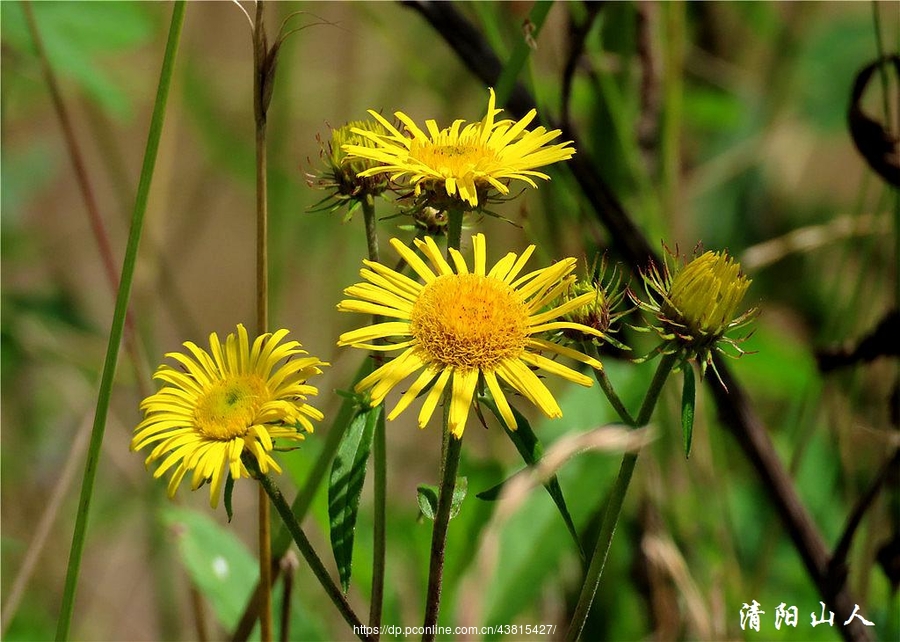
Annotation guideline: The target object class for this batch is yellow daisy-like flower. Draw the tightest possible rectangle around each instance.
[636,249,756,378]
[337,233,604,438]
[307,119,391,216]
[132,324,326,508]
[343,88,575,209]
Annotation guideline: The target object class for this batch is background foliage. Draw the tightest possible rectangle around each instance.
[1,1,897,640]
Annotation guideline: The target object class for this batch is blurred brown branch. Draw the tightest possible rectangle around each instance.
[402,2,873,640]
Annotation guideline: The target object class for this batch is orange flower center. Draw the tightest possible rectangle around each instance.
[410,273,528,371]
[410,138,499,175]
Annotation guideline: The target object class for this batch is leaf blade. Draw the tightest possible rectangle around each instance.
[478,395,584,559]
[327,404,380,593]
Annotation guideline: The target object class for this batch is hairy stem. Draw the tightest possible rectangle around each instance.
[422,207,466,640]
[361,197,387,635]
[586,344,637,426]
[422,427,463,641]
[566,353,676,641]
[231,361,371,642]
[249,460,372,642]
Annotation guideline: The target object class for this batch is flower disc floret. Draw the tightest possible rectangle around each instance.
[411,273,528,370]
[343,88,575,209]
[337,233,604,438]
[666,251,749,337]
[132,324,327,508]
[635,248,755,379]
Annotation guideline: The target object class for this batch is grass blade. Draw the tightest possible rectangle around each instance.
[55,3,186,639]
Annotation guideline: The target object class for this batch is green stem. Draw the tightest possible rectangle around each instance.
[494,0,553,106]
[232,361,371,642]
[421,207,466,640]
[361,197,386,634]
[565,352,677,641]
[55,4,185,640]
[586,344,636,426]
[422,428,463,641]
[250,461,372,642]
[870,2,894,128]
[446,207,464,259]
[362,196,380,264]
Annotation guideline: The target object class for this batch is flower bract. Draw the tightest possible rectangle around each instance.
[343,88,575,209]
[132,324,326,507]
[636,249,755,378]
[337,233,603,438]
[307,119,390,217]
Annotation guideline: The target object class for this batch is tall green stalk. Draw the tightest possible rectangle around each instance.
[565,352,677,641]
[494,0,553,106]
[362,197,388,635]
[55,3,186,639]
[421,207,466,641]
[248,461,372,642]
[421,427,463,641]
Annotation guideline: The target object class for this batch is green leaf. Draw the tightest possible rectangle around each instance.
[417,477,468,521]
[223,475,235,523]
[681,364,696,459]
[2,1,156,119]
[475,468,525,501]
[478,396,584,559]
[327,404,379,594]
[451,476,468,518]
[161,507,256,631]
[417,484,439,521]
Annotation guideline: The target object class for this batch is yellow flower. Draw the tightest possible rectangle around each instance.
[343,88,575,209]
[667,251,750,337]
[132,324,326,508]
[337,233,603,438]
[307,120,390,217]
[637,249,755,377]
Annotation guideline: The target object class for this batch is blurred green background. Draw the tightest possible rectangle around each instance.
[1,1,897,640]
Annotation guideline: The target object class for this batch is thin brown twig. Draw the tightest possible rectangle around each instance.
[253,2,273,641]
[21,0,150,394]
[560,2,603,132]
[0,413,91,635]
[279,551,299,642]
[189,579,209,642]
[829,451,900,581]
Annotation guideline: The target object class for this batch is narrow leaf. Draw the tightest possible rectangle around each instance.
[682,364,696,459]
[478,396,584,559]
[475,467,526,501]
[327,404,379,593]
